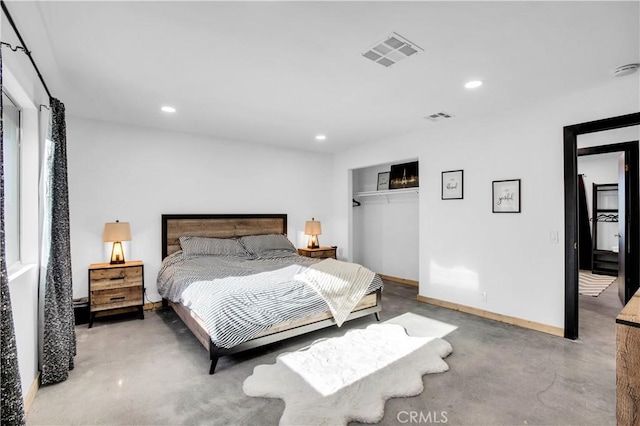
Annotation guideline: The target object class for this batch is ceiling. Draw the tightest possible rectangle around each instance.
[5,1,640,153]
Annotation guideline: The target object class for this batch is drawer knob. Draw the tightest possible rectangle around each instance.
[110,296,126,301]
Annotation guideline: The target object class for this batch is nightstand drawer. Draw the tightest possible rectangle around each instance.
[91,286,143,311]
[308,249,334,258]
[89,266,143,291]
[297,247,337,259]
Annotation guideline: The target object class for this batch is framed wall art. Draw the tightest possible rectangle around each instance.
[377,171,390,190]
[492,179,521,213]
[389,161,419,189]
[441,170,463,200]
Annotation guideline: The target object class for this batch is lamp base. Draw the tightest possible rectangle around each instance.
[110,241,126,265]
[307,235,319,249]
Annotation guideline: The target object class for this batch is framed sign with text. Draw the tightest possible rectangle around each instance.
[441,170,463,200]
[492,179,521,213]
[377,171,390,190]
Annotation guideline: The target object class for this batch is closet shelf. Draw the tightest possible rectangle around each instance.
[355,188,419,197]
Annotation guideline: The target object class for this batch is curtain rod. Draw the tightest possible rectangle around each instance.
[0,0,52,101]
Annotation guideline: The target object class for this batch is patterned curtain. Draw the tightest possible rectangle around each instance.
[41,98,76,385]
[0,43,27,426]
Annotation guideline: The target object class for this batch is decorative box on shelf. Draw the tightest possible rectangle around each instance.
[88,260,144,328]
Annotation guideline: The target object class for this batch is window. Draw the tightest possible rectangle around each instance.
[3,91,21,268]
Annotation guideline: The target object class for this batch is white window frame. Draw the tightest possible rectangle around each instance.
[3,66,40,280]
[2,90,21,270]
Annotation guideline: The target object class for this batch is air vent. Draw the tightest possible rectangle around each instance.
[424,112,454,122]
[362,32,424,68]
[613,63,639,77]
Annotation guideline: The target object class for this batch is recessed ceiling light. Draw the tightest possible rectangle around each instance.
[315,134,327,141]
[161,106,176,113]
[464,80,483,89]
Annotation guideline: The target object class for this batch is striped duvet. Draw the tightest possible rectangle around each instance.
[156,252,383,349]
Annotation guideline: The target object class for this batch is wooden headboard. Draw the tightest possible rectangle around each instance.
[161,214,288,259]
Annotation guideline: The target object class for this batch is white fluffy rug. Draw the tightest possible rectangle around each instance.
[242,322,453,425]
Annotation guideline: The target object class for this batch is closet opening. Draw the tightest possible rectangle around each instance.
[351,160,419,287]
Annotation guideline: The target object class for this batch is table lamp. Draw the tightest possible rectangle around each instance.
[103,220,131,264]
[304,218,322,249]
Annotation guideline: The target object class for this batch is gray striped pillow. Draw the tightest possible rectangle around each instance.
[239,234,297,258]
[179,236,251,258]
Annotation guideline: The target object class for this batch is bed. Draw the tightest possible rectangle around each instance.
[157,214,383,374]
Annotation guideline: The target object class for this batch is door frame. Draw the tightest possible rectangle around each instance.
[563,112,640,340]
[578,142,639,303]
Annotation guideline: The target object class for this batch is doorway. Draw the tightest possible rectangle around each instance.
[563,112,640,339]
[578,142,638,303]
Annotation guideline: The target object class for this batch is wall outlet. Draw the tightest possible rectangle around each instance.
[481,291,487,302]
[549,231,559,244]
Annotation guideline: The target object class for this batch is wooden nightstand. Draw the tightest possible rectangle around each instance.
[297,246,337,259]
[88,260,144,328]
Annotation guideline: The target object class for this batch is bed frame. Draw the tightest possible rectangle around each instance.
[161,213,382,374]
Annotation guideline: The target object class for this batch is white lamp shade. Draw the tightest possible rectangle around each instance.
[103,221,132,243]
[304,220,322,236]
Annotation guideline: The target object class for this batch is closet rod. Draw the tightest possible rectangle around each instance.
[1,0,52,100]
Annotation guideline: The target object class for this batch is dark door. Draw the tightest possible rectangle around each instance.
[618,148,640,305]
[577,175,592,270]
[618,152,626,304]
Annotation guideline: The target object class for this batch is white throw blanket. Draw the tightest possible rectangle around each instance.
[295,258,375,326]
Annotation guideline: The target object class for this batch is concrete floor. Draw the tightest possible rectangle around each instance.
[26,281,622,425]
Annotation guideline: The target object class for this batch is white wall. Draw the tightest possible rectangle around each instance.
[333,76,639,331]
[8,268,39,400]
[578,126,640,149]
[66,117,334,301]
[577,125,640,220]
